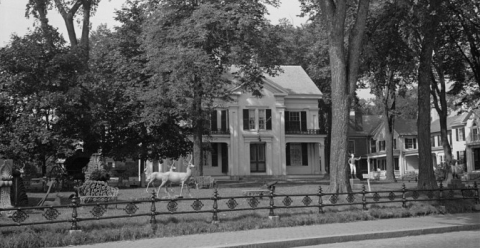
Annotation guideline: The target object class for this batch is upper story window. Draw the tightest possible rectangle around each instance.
[456,127,465,141]
[243,109,272,131]
[405,138,417,149]
[370,139,376,153]
[348,140,355,154]
[285,111,307,132]
[379,140,386,151]
[210,110,229,132]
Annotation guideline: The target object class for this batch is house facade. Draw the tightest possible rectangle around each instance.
[202,66,326,179]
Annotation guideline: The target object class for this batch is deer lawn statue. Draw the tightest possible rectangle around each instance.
[166,155,195,198]
[144,159,178,197]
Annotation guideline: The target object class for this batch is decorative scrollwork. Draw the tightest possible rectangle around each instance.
[11,210,28,223]
[346,193,355,203]
[167,200,178,213]
[226,198,238,209]
[388,192,396,201]
[426,190,434,199]
[373,192,381,202]
[124,203,138,215]
[282,196,293,206]
[90,205,106,218]
[43,208,60,221]
[447,189,455,199]
[412,191,419,200]
[191,199,204,211]
[247,197,259,208]
[329,194,338,204]
[302,196,312,206]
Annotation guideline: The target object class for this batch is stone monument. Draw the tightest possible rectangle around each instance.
[0,159,14,216]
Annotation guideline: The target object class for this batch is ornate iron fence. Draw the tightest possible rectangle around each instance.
[0,182,478,230]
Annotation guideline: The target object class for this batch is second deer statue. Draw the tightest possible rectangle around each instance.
[146,155,195,198]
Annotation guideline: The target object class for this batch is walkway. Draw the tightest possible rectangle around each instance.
[56,212,480,248]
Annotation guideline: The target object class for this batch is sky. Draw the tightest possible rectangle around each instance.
[0,0,374,99]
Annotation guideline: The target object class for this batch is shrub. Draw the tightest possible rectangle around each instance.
[88,169,110,182]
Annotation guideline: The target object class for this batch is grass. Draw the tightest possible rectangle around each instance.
[0,180,478,248]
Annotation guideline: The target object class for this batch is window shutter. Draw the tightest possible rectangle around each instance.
[286,143,291,166]
[462,128,465,140]
[301,111,307,132]
[243,109,249,130]
[221,143,228,173]
[266,109,272,130]
[285,111,290,131]
[221,110,227,131]
[212,144,218,167]
[414,138,417,149]
[302,143,308,166]
[456,128,459,141]
[211,110,217,131]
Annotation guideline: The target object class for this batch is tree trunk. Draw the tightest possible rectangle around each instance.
[192,81,204,176]
[385,112,396,182]
[321,0,369,193]
[417,0,439,190]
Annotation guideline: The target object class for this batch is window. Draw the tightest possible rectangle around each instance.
[431,136,436,147]
[370,139,376,153]
[249,109,255,130]
[285,111,307,132]
[258,109,266,130]
[210,110,228,132]
[393,139,397,150]
[405,138,417,149]
[457,127,465,141]
[379,140,386,151]
[202,150,211,167]
[243,109,272,131]
[348,140,355,154]
[457,151,466,164]
[286,143,308,166]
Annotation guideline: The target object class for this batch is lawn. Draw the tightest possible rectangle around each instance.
[0,180,477,248]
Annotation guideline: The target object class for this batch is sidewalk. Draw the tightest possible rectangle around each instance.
[59,213,480,248]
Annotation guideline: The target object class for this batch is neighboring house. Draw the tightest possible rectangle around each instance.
[146,66,326,179]
[464,110,480,172]
[365,118,418,179]
[430,112,465,167]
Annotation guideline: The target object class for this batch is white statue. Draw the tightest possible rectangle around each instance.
[0,160,14,216]
[348,153,361,179]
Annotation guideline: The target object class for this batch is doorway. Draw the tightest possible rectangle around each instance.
[250,143,266,172]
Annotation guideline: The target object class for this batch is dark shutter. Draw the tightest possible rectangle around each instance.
[221,143,228,173]
[462,128,466,140]
[286,143,291,166]
[302,143,308,166]
[414,139,417,149]
[456,128,459,141]
[243,109,249,130]
[212,144,218,167]
[301,111,307,132]
[221,110,227,132]
[266,109,272,130]
[211,110,217,131]
[285,111,290,131]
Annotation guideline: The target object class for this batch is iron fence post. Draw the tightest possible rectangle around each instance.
[268,185,275,217]
[402,183,407,208]
[362,184,367,210]
[474,181,479,204]
[212,188,219,223]
[318,185,323,214]
[439,182,444,202]
[70,192,79,231]
[150,190,156,225]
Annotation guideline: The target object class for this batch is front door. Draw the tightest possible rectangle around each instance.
[250,143,266,172]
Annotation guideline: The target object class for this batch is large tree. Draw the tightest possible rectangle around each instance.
[416,0,440,189]
[142,0,282,175]
[301,0,370,193]
[0,29,83,174]
[361,1,416,182]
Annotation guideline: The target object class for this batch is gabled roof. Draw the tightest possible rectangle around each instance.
[395,118,417,136]
[348,115,382,136]
[430,112,467,133]
[228,66,322,97]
